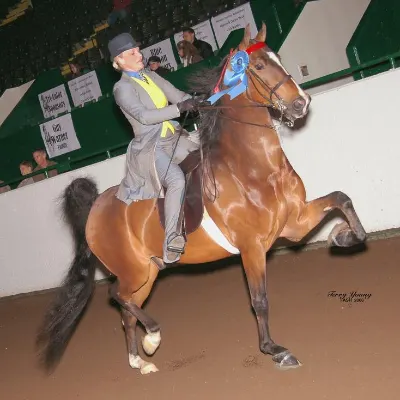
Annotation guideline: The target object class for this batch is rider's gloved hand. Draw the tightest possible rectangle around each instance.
[177,98,201,113]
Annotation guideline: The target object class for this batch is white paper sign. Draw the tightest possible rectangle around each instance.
[141,39,178,71]
[211,2,258,48]
[174,20,218,52]
[39,113,81,157]
[38,84,71,119]
[67,71,102,107]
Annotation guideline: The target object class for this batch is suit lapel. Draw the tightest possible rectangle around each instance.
[123,73,156,108]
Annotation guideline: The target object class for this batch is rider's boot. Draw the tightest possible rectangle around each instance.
[164,199,186,264]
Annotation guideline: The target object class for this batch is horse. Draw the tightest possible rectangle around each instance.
[36,23,367,375]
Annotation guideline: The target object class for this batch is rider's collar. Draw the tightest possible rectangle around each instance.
[124,70,146,81]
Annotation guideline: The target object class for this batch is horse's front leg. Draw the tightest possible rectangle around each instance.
[241,243,302,370]
[280,190,367,246]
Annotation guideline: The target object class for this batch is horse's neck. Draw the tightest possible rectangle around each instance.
[219,97,284,173]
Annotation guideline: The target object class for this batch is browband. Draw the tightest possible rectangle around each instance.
[246,42,266,54]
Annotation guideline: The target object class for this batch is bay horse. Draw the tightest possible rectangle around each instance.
[36,23,366,375]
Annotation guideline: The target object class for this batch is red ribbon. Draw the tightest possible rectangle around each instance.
[246,41,266,55]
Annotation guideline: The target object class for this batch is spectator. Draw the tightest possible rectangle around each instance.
[18,161,35,188]
[177,40,203,67]
[32,149,58,183]
[69,59,90,79]
[146,56,171,77]
[182,27,214,59]
[108,0,133,27]
[0,179,11,194]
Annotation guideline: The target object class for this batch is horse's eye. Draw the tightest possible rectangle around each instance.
[255,63,264,70]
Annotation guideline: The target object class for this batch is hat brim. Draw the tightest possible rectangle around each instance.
[109,43,135,62]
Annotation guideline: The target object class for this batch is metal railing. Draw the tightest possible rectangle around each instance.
[1,50,399,191]
[301,50,400,89]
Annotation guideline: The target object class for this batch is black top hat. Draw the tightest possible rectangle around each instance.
[108,33,138,60]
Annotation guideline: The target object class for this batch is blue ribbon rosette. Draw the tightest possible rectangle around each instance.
[207,50,250,105]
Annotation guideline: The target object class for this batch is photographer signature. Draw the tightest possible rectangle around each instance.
[327,290,372,303]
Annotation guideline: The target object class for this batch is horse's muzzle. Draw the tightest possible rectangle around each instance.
[291,93,311,119]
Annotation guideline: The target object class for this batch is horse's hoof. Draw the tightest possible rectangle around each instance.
[328,222,359,247]
[142,330,161,356]
[272,350,302,370]
[129,355,159,374]
[140,362,159,375]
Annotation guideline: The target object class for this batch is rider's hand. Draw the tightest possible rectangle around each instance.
[177,98,201,113]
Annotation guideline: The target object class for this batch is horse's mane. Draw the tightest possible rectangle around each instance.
[186,56,229,201]
[186,56,228,153]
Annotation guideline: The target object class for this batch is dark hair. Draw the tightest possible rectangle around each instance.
[182,27,195,34]
[148,55,161,64]
[33,149,47,155]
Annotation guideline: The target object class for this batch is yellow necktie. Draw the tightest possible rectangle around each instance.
[130,73,175,138]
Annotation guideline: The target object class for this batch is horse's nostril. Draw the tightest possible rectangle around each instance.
[293,98,305,111]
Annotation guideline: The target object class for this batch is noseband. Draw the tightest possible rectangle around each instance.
[247,68,292,107]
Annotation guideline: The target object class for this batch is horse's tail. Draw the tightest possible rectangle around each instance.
[36,177,99,372]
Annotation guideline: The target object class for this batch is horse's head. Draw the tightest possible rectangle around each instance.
[235,23,311,124]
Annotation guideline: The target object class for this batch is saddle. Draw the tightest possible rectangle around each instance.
[157,149,204,238]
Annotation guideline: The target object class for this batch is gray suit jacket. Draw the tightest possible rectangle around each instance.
[113,70,198,204]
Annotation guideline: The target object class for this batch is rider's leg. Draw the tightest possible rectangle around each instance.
[154,147,186,263]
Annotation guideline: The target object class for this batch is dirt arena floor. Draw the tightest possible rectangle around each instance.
[1,234,400,400]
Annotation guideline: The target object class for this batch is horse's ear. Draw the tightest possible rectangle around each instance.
[255,21,267,42]
[238,23,251,50]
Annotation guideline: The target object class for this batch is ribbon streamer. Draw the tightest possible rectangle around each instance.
[207,50,250,105]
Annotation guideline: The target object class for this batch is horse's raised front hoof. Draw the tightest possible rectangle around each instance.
[272,350,302,371]
[327,222,363,247]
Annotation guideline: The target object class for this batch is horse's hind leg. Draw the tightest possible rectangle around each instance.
[281,190,367,246]
[109,269,161,374]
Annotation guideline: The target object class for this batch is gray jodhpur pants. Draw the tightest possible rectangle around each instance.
[154,145,186,262]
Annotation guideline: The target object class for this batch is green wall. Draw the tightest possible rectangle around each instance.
[0,0,305,184]
[346,0,400,80]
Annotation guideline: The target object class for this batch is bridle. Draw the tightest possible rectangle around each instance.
[198,41,295,129]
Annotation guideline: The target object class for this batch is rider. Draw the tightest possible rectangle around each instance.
[108,32,202,264]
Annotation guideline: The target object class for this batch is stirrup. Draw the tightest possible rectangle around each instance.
[166,233,185,254]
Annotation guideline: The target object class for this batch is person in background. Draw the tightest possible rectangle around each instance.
[69,59,90,79]
[147,56,171,77]
[108,0,133,27]
[18,161,35,188]
[177,40,203,67]
[32,149,58,183]
[182,27,214,59]
[0,179,11,194]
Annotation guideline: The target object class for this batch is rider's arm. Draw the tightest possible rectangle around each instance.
[114,82,180,125]
[147,71,192,104]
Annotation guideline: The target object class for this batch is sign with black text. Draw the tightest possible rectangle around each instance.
[211,2,258,48]
[38,84,71,119]
[39,113,81,157]
[141,38,178,71]
[67,71,102,107]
